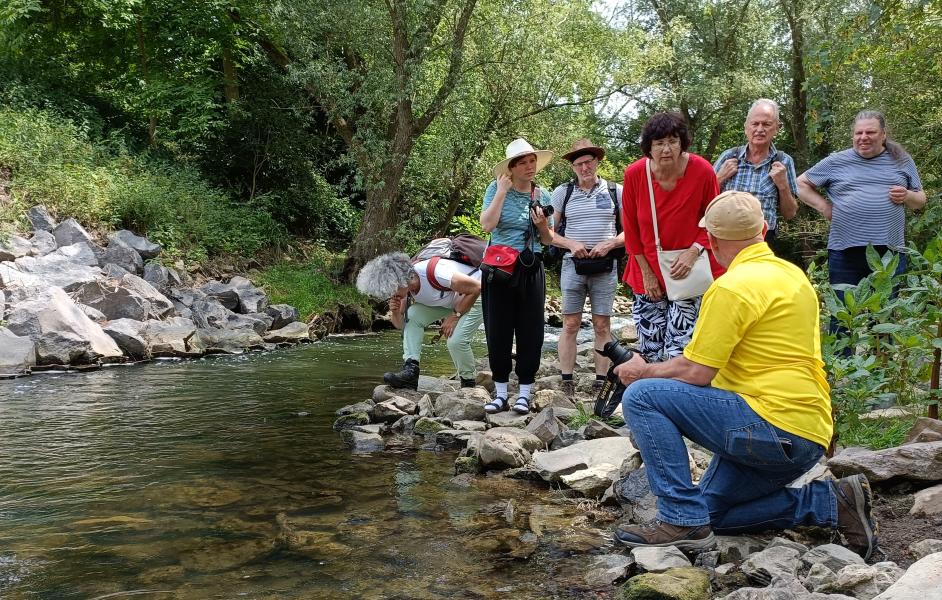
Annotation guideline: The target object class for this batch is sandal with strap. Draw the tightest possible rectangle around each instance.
[512,396,530,415]
[484,396,508,414]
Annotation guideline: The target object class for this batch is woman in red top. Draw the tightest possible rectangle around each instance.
[622,112,724,362]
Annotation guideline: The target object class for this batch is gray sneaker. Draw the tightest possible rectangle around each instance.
[833,474,879,560]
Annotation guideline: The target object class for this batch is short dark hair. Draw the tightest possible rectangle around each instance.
[508,153,537,169]
[640,112,691,158]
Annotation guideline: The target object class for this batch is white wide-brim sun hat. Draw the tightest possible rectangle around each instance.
[492,138,554,179]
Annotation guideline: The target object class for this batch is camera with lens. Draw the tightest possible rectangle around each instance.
[593,339,635,418]
[529,200,554,218]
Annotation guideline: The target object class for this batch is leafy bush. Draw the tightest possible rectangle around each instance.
[0,105,287,262]
[814,241,942,448]
[255,249,368,320]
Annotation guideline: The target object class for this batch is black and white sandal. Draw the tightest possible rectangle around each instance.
[484,396,508,414]
[512,396,530,415]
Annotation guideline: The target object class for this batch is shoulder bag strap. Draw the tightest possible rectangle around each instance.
[426,256,451,294]
[608,180,622,234]
[645,159,662,252]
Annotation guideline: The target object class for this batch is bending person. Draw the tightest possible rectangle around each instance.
[613,191,877,562]
[356,252,483,389]
[480,138,554,415]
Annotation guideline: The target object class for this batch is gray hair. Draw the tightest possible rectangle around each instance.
[356,252,415,299]
[747,98,780,122]
[854,109,910,163]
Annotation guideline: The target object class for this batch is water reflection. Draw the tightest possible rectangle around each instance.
[0,333,612,599]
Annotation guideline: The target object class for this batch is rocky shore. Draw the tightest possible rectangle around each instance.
[334,354,942,600]
[0,205,310,378]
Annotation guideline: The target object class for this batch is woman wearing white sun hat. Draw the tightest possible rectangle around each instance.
[479,138,555,415]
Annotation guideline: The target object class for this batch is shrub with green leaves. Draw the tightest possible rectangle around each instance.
[815,241,942,448]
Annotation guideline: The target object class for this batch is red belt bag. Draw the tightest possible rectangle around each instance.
[481,244,519,283]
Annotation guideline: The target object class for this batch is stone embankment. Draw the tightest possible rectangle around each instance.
[334,352,942,600]
[0,205,309,378]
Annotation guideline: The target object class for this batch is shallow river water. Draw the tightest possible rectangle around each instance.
[0,332,618,599]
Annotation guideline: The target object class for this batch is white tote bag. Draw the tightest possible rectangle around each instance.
[646,159,714,301]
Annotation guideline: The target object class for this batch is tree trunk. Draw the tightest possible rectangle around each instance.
[223,47,240,102]
[342,181,403,280]
[781,0,810,171]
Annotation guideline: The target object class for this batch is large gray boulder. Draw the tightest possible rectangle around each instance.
[828,442,942,483]
[0,327,36,375]
[741,546,802,584]
[433,388,489,421]
[525,407,565,444]
[263,321,311,343]
[190,298,232,329]
[102,319,149,359]
[52,218,94,247]
[50,242,100,266]
[227,312,270,335]
[141,317,197,355]
[5,254,102,291]
[74,274,174,321]
[0,235,32,261]
[111,230,162,259]
[228,276,268,314]
[478,427,543,469]
[817,562,905,599]
[29,230,57,256]
[531,436,640,484]
[872,552,942,599]
[98,235,143,274]
[200,280,239,310]
[802,544,865,573]
[630,546,691,572]
[190,328,263,354]
[142,263,183,295]
[266,304,300,329]
[5,286,123,365]
[27,205,57,231]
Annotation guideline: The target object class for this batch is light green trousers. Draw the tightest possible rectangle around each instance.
[402,299,483,379]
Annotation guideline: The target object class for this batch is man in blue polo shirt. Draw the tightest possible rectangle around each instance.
[714,99,799,249]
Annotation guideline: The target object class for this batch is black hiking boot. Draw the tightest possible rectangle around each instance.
[383,359,420,390]
[460,377,477,388]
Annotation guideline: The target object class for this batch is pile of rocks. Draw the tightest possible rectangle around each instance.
[0,205,308,377]
[333,357,942,599]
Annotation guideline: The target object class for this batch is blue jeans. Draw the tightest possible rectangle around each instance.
[828,245,907,339]
[622,379,836,533]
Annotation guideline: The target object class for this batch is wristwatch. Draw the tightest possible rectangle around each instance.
[453,310,462,318]
[691,242,705,256]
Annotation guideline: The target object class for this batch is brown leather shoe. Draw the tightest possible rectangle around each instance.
[833,474,879,560]
[614,519,716,551]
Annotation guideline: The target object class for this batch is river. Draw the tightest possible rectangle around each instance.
[0,331,618,599]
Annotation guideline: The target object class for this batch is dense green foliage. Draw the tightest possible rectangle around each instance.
[2,0,941,448]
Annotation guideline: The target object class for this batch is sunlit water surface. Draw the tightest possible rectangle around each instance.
[0,331,618,599]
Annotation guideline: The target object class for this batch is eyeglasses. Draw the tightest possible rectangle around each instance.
[572,157,597,169]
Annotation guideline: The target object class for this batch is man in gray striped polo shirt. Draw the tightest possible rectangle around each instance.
[798,110,926,302]
[714,99,798,250]
[549,139,624,396]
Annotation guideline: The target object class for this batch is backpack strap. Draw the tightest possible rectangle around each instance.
[425,256,451,294]
[607,181,622,234]
[557,181,575,230]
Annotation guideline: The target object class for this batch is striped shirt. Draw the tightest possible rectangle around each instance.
[804,149,922,250]
[549,177,623,255]
[713,144,798,231]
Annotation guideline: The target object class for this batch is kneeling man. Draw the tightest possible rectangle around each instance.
[357,252,483,389]
[613,191,877,559]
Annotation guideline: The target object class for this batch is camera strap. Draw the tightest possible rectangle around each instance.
[519,185,539,268]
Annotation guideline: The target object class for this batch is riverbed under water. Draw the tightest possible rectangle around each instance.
[0,331,622,599]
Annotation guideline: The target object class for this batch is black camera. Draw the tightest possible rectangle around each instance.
[593,339,635,418]
[529,200,554,218]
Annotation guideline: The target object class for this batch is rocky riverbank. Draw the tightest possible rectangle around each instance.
[0,205,311,378]
[333,353,942,600]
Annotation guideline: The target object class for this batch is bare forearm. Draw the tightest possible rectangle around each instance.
[638,356,716,386]
[905,189,927,210]
[453,293,478,316]
[797,177,831,215]
[778,186,799,220]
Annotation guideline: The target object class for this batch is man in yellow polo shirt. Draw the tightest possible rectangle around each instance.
[612,191,878,560]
